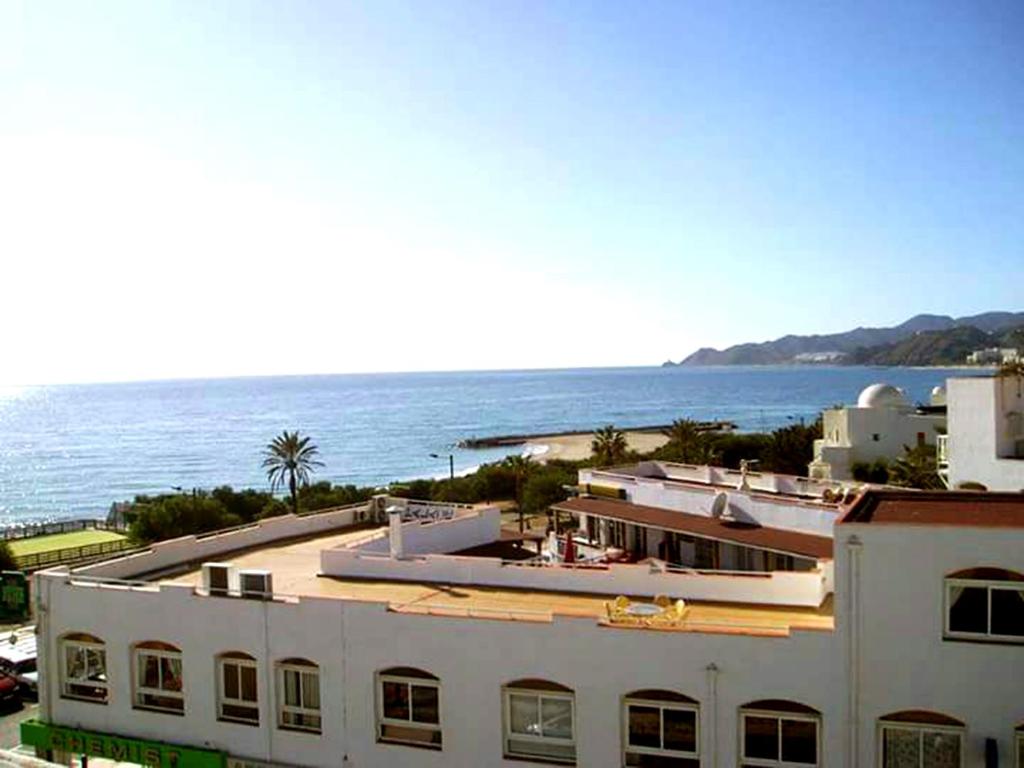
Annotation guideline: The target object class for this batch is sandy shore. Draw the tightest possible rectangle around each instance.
[524,431,669,463]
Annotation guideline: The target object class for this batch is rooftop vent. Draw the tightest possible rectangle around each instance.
[238,569,273,600]
[201,563,236,597]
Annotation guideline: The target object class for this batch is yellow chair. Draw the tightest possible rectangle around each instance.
[673,599,689,621]
[653,594,671,609]
[614,595,630,612]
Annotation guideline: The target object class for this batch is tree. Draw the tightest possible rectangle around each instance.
[760,420,822,476]
[660,419,720,465]
[0,541,17,572]
[591,425,628,466]
[502,454,535,533]
[889,444,944,490]
[262,431,325,515]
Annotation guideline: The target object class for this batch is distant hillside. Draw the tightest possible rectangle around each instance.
[666,312,1024,367]
[845,326,993,366]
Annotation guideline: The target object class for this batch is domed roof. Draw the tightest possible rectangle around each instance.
[930,385,947,406]
[857,383,908,409]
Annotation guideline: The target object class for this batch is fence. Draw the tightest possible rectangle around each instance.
[15,538,138,571]
[1,518,125,541]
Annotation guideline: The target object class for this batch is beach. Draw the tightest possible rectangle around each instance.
[524,430,670,463]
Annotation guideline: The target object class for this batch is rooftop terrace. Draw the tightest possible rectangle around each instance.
[157,527,834,637]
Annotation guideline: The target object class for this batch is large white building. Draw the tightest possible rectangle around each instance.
[808,383,946,481]
[940,372,1024,491]
[19,477,1024,768]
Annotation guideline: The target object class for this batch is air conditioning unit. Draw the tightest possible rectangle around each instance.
[201,563,236,597]
[238,569,273,600]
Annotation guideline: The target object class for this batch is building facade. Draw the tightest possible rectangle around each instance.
[22,488,1024,768]
[941,373,1024,491]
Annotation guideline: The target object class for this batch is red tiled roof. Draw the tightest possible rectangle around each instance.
[552,496,833,560]
[839,490,1024,527]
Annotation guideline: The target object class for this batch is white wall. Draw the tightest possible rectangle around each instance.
[319,549,831,607]
[948,375,1024,491]
[580,469,841,537]
[834,523,1024,766]
[75,504,367,580]
[814,407,944,480]
[37,572,842,768]
[386,506,501,556]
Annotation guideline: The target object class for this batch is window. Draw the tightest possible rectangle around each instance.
[623,690,699,767]
[60,633,107,703]
[740,700,820,767]
[217,652,258,725]
[878,711,964,768]
[504,679,576,764]
[1016,728,1023,768]
[945,568,1024,643]
[278,659,321,733]
[133,641,184,714]
[377,667,442,748]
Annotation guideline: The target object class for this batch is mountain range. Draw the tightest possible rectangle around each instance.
[665,312,1024,367]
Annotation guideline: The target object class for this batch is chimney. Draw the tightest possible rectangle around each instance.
[388,506,405,559]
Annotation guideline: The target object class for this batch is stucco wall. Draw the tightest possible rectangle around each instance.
[948,376,1024,491]
[834,524,1024,766]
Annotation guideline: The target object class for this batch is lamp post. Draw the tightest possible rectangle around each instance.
[429,453,455,481]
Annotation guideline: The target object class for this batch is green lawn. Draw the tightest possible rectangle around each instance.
[8,529,127,557]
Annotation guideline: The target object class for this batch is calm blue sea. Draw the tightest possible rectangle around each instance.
[0,366,982,524]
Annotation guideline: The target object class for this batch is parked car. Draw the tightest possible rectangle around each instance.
[0,669,19,707]
[0,626,36,700]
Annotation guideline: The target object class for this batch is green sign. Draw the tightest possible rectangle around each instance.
[0,571,28,621]
[20,720,225,768]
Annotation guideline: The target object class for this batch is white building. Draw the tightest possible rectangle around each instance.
[808,383,946,481]
[19,483,1024,768]
[966,348,1020,366]
[940,372,1024,491]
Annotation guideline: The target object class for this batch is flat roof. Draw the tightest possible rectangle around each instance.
[157,528,833,637]
[840,490,1024,527]
[554,496,834,560]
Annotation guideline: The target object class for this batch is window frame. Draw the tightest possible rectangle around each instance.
[503,684,577,764]
[216,653,259,726]
[944,577,1024,643]
[622,693,700,765]
[739,707,820,767]
[277,660,322,734]
[60,635,108,704]
[876,718,965,768]
[376,670,443,749]
[133,643,184,715]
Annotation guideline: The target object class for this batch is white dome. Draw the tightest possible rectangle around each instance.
[930,385,947,406]
[857,383,908,409]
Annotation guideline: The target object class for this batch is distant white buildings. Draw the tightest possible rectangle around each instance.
[808,383,946,481]
[940,372,1024,491]
[19,469,1024,767]
[966,347,1019,366]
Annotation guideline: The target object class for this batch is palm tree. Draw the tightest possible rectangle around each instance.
[662,418,719,465]
[502,454,535,533]
[591,425,628,466]
[262,431,325,515]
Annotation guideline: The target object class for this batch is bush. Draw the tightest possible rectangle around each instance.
[0,541,17,571]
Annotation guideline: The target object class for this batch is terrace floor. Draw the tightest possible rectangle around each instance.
[161,527,834,637]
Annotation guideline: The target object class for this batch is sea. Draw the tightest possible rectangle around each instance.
[0,366,984,525]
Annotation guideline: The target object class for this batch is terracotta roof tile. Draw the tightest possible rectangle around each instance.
[553,496,833,560]
[839,490,1024,527]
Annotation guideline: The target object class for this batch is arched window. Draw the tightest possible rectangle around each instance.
[216,651,258,725]
[503,679,575,764]
[277,658,321,733]
[133,641,183,714]
[60,633,107,703]
[878,710,964,768]
[376,667,442,749]
[945,567,1024,642]
[623,689,699,767]
[739,700,820,767]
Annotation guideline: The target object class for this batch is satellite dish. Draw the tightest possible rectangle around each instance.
[711,492,728,519]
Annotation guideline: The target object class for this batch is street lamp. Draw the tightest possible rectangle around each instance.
[429,453,455,481]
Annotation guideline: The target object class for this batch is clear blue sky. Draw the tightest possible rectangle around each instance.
[1,1,1022,383]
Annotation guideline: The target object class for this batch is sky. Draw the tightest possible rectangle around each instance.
[1,0,1022,384]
